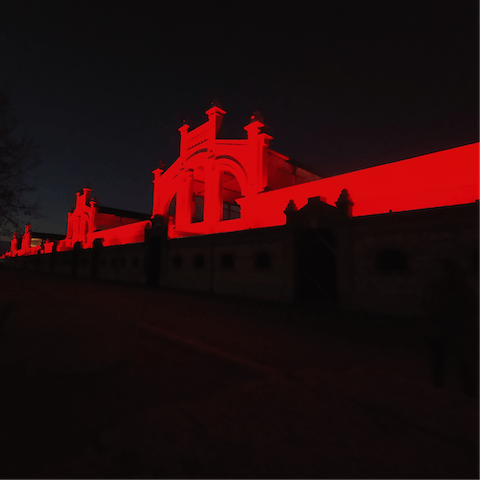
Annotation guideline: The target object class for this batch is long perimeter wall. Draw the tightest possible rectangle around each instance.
[6,201,478,318]
[238,143,479,229]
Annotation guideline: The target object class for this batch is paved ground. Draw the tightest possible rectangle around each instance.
[0,267,478,478]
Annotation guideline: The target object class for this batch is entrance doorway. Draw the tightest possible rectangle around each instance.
[297,229,337,302]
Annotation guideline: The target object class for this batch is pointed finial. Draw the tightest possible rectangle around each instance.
[250,111,264,123]
[284,199,298,213]
[211,98,222,109]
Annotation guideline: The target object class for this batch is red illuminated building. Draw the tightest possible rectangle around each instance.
[3,106,479,255]
[56,187,151,251]
[152,106,478,238]
[2,106,479,315]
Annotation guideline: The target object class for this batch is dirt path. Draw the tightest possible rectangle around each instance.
[0,267,477,478]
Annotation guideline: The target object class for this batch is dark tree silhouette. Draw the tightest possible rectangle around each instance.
[0,91,40,233]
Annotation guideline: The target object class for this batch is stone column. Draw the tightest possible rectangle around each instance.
[178,123,190,157]
[204,164,223,225]
[244,113,272,194]
[151,167,164,216]
[205,105,226,138]
[176,169,194,229]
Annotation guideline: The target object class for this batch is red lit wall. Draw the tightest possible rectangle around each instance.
[11,224,40,256]
[59,187,97,250]
[152,106,479,238]
[95,212,145,231]
[88,220,151,247]
[3,106,478,258]
[239,142,480,229]
[9,232,20,255]
[55,187,150,251]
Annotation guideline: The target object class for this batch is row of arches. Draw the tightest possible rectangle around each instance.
[166,168,243,226]
[156,155,249,229]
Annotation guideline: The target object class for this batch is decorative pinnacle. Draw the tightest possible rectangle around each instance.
[211,98,222,109]
[250,111,264,123]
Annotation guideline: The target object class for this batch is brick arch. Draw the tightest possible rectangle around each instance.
[157,155,248,216]
[159,190,178,218]
[183,153,248,194]
[214,156,248,197]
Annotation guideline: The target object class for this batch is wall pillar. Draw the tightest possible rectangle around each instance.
[205,105,226,138]
[244,113,273,194]
[178,123,190,157]
[66,212,73,239]
[176,169,194,229]
[21,225,32,252]
[204,164,223,224]
[152,167,164,216]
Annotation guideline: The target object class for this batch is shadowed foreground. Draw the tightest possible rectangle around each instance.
[0,267,478,478]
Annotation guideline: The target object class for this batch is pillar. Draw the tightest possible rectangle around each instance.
[244,113,273,193]
[176,169,194,229]
[204,164,223,224]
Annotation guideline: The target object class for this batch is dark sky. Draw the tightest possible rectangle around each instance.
[1,0,478,235]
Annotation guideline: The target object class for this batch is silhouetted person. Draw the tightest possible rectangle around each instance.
[423,259,478,397]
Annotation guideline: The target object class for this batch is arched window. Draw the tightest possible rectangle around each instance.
[222,201,241,220]
[220,253,234,269]
[167,194,177,225]
[194,254,205,269]
[255,251,272,269]
[173,255,182,268]
[192,167,205,223]
[376,249,407,271]
[192,195,205,223]
[221,171,242,220]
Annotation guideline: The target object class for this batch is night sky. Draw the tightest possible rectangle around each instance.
[1,0,478,236]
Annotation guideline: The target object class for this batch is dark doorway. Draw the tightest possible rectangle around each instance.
[146,236,161,286]
[91,238,103,279]
[72,242,82,277]
[297,229,337,302]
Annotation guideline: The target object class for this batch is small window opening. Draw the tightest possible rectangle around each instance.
[194,254,205,269]
[192,195,204,223]
[220,253,234,269]
[376,249,407,271]
[167,194,177,225]
[222,201,241,220]
[255,251,272,269]
[173,255,182,268]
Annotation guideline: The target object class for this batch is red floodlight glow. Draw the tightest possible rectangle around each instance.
[3,105,479,258]
[152,106,479,238]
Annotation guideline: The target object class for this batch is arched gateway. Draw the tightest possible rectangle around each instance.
[152,105,323,237]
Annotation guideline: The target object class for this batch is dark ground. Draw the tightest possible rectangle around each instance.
[0,266,478,478]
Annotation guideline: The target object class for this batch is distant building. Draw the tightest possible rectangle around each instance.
[55,187,150,251]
